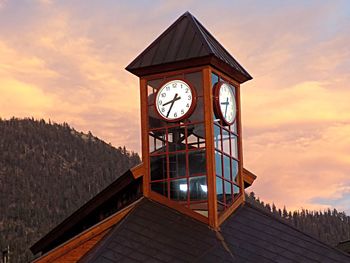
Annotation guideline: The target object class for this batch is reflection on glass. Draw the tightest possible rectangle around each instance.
[189,150,206,176]
[170,178,188,201]
[150,155,167,181]
[149,130,166,154]
[148,78,163,89]
[151,181,168,197]
[225,181,233,205]
[222,129,230,154]
[189,97,204,122]
[231,134,238,159]
[232,159,239,182]
[169,152,186,178]
[189,176,207,201]
[223,155,230,181]
[216,176,224,203]
[211,72,219,88]
[231,121,238,134]
[214,124,221,150]
[185,71,203,96]
[149,105,166,129]
[215,151,222,177]
[168,126,186,152]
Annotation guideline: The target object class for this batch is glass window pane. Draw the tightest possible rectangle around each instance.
[189,150,206,176]
[232,159,239,182]
[149,105,166,129]
[214,124,221,150]
[189,176,207,201]
[168,126,186,152]
[150,155,167,181]
[185,71,203,96]
[216,176,224,203]
[187,123,205,149]
[222,129,230,154]
[170,178,188,201]
[169,152,186,178]
[149,130,166,154]
[234,185,240,197]
[189,97,204,122]
[224,181,233,205]
[215,151,222,177]
[211,72,219,88]
[148,78,163,89]
[230,121,237,134]
[223,155,230,181]
[231,134,238,159]
[151,181,168,197]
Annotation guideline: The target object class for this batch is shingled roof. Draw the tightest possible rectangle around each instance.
[79,199,350,263]
[126,12,252,83]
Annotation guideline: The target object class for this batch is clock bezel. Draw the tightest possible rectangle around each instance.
[213,81,237,126]
[154,78,197,123]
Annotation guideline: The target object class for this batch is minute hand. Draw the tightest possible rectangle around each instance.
[166,94,180,117]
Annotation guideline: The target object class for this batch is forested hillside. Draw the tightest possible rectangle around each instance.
[0,118,140,262]
[246,192,350,247]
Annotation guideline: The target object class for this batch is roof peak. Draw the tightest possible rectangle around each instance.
[126,12,252,83]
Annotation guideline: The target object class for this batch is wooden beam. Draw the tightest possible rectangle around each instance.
[203,66,218,229]
[140,78,150,197]
[243,168,257,188]
[131,163,145,179]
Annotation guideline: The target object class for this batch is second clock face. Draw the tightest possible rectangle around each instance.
[155,79,196,122]
[214,82,237,125]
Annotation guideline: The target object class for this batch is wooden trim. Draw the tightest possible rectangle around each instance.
[32,200,139,263]
[218,194,244,226]
[149,192,208,224]
[140,78,150,197]
[131,163,145,179]
[243,168,257,187]
[236,84,245,202]
[203,66,218,229]
[143,65,206,81]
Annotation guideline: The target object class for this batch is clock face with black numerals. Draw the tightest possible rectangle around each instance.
[155,79,196,122]
[214,82,237,126]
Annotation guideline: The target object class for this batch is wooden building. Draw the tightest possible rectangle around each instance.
[30,12,350,262]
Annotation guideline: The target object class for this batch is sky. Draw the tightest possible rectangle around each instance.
[0,0,349,214]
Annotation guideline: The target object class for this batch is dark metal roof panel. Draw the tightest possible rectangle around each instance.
[80,200,350,262]
[126,12,252,82]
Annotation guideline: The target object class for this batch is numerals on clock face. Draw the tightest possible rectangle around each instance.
[155,80,195,121]
[218,83,236,125]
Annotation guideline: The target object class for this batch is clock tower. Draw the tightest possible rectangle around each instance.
[126,12,252,229]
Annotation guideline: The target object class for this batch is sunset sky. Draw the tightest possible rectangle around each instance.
[1,0,349,214]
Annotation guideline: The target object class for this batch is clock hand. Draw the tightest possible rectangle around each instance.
[163,94,181,106]
[221,97,229,118]
[166,94,179,117]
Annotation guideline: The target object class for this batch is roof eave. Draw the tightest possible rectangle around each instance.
[126,55,252,84]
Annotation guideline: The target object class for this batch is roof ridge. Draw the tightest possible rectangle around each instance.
[185,12,213,55]
[127,13,188,69]
[244,201,350,258]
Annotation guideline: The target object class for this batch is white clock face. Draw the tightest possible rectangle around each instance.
[218,83,236,124]
[155,79,195,121]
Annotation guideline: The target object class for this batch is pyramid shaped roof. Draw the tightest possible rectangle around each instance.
[126,12,252,83]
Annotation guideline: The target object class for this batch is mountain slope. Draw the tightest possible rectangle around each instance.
[0,118,140,262]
